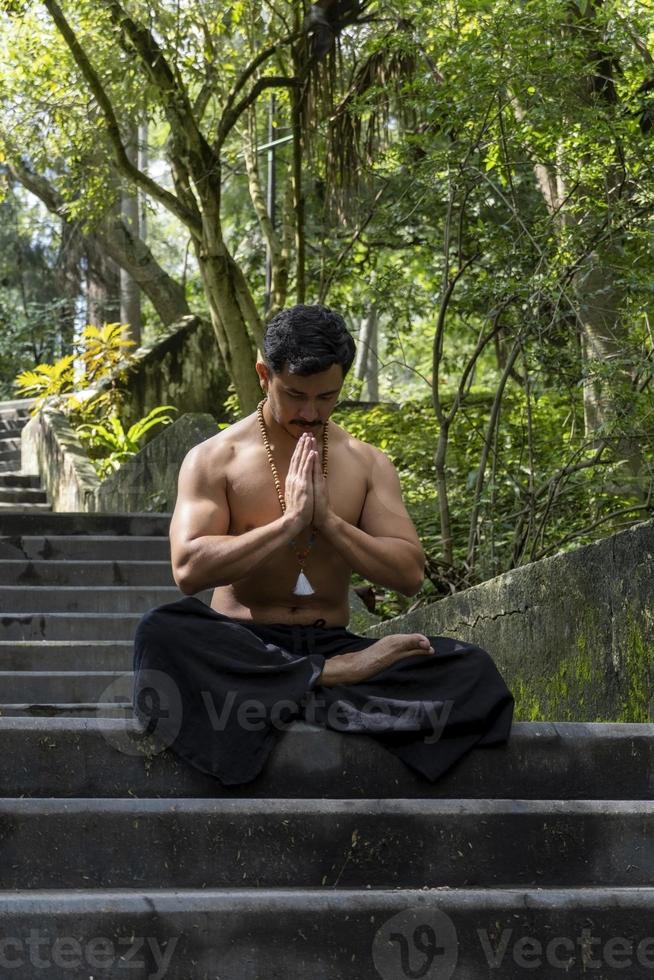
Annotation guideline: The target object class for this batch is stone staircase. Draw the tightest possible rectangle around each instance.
[0,399,50,512]
[0,511,653,978]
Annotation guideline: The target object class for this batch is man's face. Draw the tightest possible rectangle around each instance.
[258,362,344,439]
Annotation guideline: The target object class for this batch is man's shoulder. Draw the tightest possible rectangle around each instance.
[182,417,252,474]
[330,421,379,471]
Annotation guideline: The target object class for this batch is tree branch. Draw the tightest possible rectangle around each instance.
[318,183,388,303]
[101,0,212,167]
[43,0,202,234]
[216,76,299,150]
[7,157,190,325]
[222,33,299,123]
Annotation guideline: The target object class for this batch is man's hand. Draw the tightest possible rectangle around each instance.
[309,433,332,529]
[283,433,315,533]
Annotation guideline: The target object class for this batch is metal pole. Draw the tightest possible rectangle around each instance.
[264,94,276,314]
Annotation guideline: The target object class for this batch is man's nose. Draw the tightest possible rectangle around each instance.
[297,402,318,420]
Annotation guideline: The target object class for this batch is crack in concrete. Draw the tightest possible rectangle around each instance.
[448,606,531,631]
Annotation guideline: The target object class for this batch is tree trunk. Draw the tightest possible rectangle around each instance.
[365,308,379,400]
[138,121,148,242]
[120,123,142,344]
[54,218,83,352]
[86,228,121,327]
[243,110,289,320]
[354,307,379,400]
[96,217,190,326]
[194,201,263,413]
[573,247,645,500]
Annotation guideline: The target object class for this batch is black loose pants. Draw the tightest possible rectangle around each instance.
[133,596,514,786]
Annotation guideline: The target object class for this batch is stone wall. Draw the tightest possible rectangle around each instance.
[106,315,230,430]
[22,410,219,514]
[21,410,99,511]
[363,518,654,723]
[90,413,219,513]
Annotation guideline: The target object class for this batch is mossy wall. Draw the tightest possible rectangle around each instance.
[105,315,230,431]
[90,413,219,513]
[364,519,654,722]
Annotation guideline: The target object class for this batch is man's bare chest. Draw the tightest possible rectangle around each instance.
[224,443,368,534]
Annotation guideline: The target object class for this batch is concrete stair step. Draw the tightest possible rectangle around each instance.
[0,612,142,640]
[0,503,51,512]
[0,513,171,535]
[0,641,133,670]
[0,560,175,586]
[0,585,182,613]
[0,702,131,718]
[0,417,28,431]
[0,398,34,415]
[0,670,131,703]
[0,473,42,487]
[0,535,170,561]
[0,887,653,980]
[0,428,24,441]
[0,457,21,472]
[0,720,652,800]
[0,797,651,889]
[0,488,48,504]
[0,437,21,452]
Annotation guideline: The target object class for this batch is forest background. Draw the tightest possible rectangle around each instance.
[0,0,652,620]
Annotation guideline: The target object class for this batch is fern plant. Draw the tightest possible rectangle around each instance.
[14,322,178,479]
[14,355,76,412]
[15,322,135,415]
[78,323,135,384]
[77,406,178,479]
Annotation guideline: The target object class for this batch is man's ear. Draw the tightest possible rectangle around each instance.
[255,361,269,388]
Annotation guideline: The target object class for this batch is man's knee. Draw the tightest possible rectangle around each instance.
[134,602,180,649]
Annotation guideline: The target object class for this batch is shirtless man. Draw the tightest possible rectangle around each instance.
[135,304,513,786]
[170,305,438,688]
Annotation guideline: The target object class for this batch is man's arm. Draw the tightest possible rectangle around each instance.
[170,441,301,595]
[317,444,426,596]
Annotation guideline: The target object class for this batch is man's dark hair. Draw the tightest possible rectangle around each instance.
[262,303,356,377]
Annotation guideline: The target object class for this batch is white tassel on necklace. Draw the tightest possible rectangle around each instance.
[293,570,315,596]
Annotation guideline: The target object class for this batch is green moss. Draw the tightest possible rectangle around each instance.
[512,601,653,722]
[512,606,606,721]
[616,605,653,722]
[511,676,544,721]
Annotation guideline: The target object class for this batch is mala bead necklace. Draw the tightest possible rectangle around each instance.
[257,397,328,597]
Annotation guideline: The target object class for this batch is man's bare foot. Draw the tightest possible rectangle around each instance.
[318,634,435,687]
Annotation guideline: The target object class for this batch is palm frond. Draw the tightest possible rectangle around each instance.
[126,405,177,444]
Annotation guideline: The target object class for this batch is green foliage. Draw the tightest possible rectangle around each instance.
[0,186,71,396]
[78,323,135,384]
[14,321,134,415]
[14,321,176,478]
[14,354,76,411]
[335,386,652,621]
[76,405,177,479]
